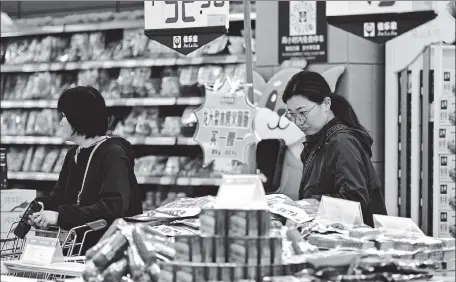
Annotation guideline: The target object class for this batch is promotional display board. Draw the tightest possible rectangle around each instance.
[193,79,258,173]
[144,1,229,55]
[326,1,436,44]
[278,1,327,64]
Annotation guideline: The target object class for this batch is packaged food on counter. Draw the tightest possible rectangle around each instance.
[156,196,216,218]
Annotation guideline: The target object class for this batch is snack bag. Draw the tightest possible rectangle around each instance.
[30,146,49,172]
[161,117,181,137]
[117,68,135,97]
[21,147,35,172]
[41,148,61,173]
[197,65,224,86]
[160,67,180,97]
[202,34,228,55]
[25,111,39,135]
[89,32,105,60]
[53,148,69,173]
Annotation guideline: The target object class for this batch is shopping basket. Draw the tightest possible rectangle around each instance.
[1,219,106,280]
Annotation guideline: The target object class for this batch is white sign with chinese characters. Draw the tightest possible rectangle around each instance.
[144,1,229,55]
[193,78,258,173]
[363,21,398,38]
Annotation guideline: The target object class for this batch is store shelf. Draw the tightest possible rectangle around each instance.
[1,14,256,38]
[176,97,204,105]
[8,172,59,181]
[7,171,220,186]
[176,137,198,146]
[1,136,70,145]
[0,97,204,109]
[176,177,221,186]
[127,136,176,146]
[0,55,247,73]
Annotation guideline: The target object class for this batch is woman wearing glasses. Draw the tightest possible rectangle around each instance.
[282,70,387,227]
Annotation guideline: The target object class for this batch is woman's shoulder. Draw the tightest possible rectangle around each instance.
[97,137,134,159]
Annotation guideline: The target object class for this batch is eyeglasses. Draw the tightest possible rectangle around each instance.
[285,104,317,123]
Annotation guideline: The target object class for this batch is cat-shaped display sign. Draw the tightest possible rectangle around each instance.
[193,77,258,173]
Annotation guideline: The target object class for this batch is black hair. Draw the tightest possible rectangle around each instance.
[282,70,369,133]
[57,86,108,138]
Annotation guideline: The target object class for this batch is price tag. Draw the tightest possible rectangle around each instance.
[215,174,268,210]
[315,196,364,227]
[20,236,64,265]
[144,1,229,55]
[269,203,312,224]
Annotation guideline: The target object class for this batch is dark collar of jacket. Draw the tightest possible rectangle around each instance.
[303,117,343,150]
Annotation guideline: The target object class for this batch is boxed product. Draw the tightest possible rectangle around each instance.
[442,69,455,98]
[439,97,456,126]
[438,125,456,154]
[438,154,456,182]
[437,210,456,238]
[437,183,456,211]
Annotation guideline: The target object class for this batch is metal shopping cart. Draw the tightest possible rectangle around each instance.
[1,219,106,280]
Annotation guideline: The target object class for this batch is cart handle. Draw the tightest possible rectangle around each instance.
[85,219,107,231]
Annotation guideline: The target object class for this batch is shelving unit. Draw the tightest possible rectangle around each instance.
[1,7,256,195]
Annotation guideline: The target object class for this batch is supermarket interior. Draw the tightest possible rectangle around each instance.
[0,1,455,281]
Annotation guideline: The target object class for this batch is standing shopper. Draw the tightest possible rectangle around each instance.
[282,71,387,227]
[29,86,143,253]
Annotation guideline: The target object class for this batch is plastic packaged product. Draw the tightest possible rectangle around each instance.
[163,157,180,176]
[197,65,224,86]
[22,72,53,100]
[117,68,135,97]
[30,146,49,172]
[21,147,35,172]
[78,69,99,90]
[6,148,27,172]
[179,66,199,87]
[134,156,158,176]
[149,157,167,176]
[41,148,61,173]
[202,35,228,55]
[119,29,148,58]
[92,231,128,269]
[67,33,91,62]
[33,109,57,136]
[13,75,31,100]
[81,260,100,282]
[228,36,245,55]
[52,148,69,173]
[161,117,181,136]
[89,32,105,60]
[134,107,160,136]
[132,68,155,97]
[98,70,121,99]
[161,68,180,97]
[100,258,129,282]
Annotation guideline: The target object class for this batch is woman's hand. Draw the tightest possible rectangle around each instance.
[31,210,59,229]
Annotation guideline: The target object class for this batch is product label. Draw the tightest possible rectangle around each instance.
[20,236,62,265]
[438,183,456,211]
[438,126,456,154]
[269,203,312,224]
[442,70,455,98]
[438,154,456,182]
[439,97,455,126]
[438,210,456,239]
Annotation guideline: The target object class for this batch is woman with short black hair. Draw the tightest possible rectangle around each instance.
[28,86,142,252]
[282,71,387,227]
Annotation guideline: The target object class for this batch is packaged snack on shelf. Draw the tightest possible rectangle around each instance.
[6,148,27,172]
[25,111,38,136]
[22,72,53,100]
[197,65,224,86]
[179,66,200,87]
[146,40,177,57]
[34,36,53,62]
[53,148,70,173]
[134,156,159,176]
[164,157,180,176]
[132,68,158,97]
[119,29,149,59]
[78,69,100,90]
[41,148,61,173]
[34,109,58,136]
[161,67,181,97]
[98,69,121,99]
[117,68,135,97]
[16,111,30,136]
[228,36,245,55]
[89,32,106,60]
[4,39,32,64]
[150,156,169,177]
[66,33,91,62]
[21,147,35,172]
[202,34,228,55]
[29,146,49,172]
[134,107,160,136]
[12,75,31,100]
[161,117,181,136]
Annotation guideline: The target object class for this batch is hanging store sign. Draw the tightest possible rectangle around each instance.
[193,78,258,173]
[144,1,229,55]
[278,1,328,64]
[326,1,436,44]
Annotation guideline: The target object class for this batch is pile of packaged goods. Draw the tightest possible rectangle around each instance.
[134,155,217,179]
[6,145,216,178]
[6,146,69,173]
[1,28,250,66]
[1,109,60,136]
[142,191,189,212]
[83,194,455,282]
[0,63,247,101]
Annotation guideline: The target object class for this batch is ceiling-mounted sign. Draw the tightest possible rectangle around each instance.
[193,78,258,173]
[278,1,328,64]
[144,1,229,55]
[326,1,436,44]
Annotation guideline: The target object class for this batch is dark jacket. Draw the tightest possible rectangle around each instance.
[299,118,387,227]
[35,136,142,253]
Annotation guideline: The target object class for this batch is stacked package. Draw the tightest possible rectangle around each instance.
[159,207,309,282]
